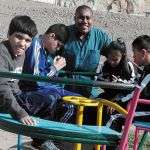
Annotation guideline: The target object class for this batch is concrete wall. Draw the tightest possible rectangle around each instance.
[0,0,150,53]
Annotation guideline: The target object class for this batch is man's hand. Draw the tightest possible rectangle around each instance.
[53,56,66,71]
[20,115,37,126]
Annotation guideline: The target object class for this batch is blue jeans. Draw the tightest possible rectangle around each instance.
[18,87,80,123]
[37,87,80,123]
[15,91,54,120]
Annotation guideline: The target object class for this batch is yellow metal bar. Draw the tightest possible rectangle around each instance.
[76,105,84,126]
[63,96,128,150]
[75,105,84,150]
[97,103,103,126]
[63,96,99,106]
[98,99,128,115]
[95,103,103,150]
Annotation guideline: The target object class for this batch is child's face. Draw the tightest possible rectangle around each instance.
[133,48,150,66]
[8,32,32,57]
[133,50,144,66]
[107,50,122,67]
[44,33,64,54]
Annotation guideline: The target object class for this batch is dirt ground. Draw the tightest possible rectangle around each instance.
[0,129,93,150]
[0,129,32,150]
[0,0,149,150]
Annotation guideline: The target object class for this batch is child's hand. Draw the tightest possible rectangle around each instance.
[112,75,118,82]
[106,106,115,114]
[53,56,66,71]
[20,115,37,126]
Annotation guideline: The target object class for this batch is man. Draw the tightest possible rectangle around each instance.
[65,5,112,97]
[64,5,112,124]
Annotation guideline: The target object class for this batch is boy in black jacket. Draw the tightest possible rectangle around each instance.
[132,35,150,118]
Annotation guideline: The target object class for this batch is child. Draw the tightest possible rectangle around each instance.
[0,15,38,125]
[19,24,80,123]
[102,36,150,150]
[96,38,137,135]
[132,35,150,121]
[0,16,62,150]
[98,38,136,100]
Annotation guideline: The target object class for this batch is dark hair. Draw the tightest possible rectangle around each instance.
[75,5,93,15]
[104,38,132,79]
[132,35,150,52]
[105,38,126,57]
[8,15,37,37]
[45,24,69,44]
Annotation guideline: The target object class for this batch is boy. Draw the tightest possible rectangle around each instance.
[20,24,80,124]
[132,35,150,117]
[0,15,38,125]
[19,24,81,149]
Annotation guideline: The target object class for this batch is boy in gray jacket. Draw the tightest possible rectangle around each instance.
[0,15,38,125]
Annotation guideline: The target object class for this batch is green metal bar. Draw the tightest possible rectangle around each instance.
[0,71,135,90]
[138,131,149,150]
[59,70,98,76]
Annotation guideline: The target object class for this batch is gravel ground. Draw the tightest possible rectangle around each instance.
[0,129,31,150]
[0,0,149,149]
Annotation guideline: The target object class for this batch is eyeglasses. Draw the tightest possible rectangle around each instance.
[77,15,91,21]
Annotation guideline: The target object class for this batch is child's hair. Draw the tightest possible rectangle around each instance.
[45,24,69,44]
[8,15,37,38]
[105,38,126,57]
[104,38,132,79]
[132,35,150,53]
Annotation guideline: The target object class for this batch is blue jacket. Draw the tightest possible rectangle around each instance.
[21,35,60,91]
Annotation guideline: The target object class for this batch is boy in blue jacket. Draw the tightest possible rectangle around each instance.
[20,24,80,125]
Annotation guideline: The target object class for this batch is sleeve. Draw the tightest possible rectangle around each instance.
[117,61,136,84]
[0,55,28,120]
[100,30,112,56]
[47,65,57,77]
[127,61,136,83]
[97,63,109,81]
[22,41,36,74]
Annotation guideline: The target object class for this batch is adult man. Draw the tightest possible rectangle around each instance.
[64,5,112,124]
[65,5,112,97]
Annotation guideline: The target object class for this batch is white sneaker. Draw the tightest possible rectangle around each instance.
[40,140,60,150]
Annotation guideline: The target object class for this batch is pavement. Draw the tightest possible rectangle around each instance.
[0,129,94,150]
[0,129,31,150]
